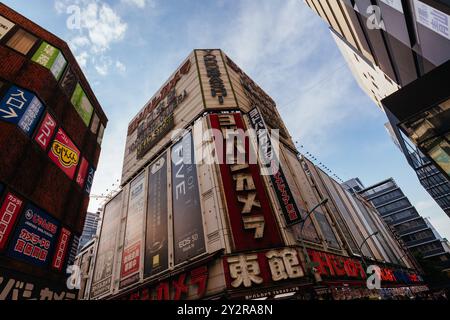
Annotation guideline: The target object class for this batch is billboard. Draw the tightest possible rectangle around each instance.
[0,16,15,40]
[17,95,45,136]
[120,172,146,287]
[31,41,67,80]
[90,192,122,299]
[70,83,94,127]
[144,153,169,277]
[171,132,206,265]
[34,112,57,150]
[6,203,60,267]
[48,128,80,180]
[0,192,24,251]
[0,86,35,126]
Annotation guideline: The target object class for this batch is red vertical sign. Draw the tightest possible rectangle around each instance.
[76,158,89,188]
[52,227,72,271]
[0,193,24,251]
[34,112,57,150]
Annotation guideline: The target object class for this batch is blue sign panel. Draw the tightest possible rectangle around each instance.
[7,203,60,267]
[0,86,35,125]
[18,96,45,136]
[85,166,95,195]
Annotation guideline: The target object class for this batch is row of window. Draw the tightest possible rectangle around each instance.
[383,208,419,224]
[394,218,427,234]
[403,230,435,244]
[377,199,411,216]
[371,189,404,207]
[0,14,105,142]
[360,181,397,198]
[412,241,444,256]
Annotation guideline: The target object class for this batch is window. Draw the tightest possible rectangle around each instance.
[97,124,105,145]
[371,190,403,207]
[6,28,38,55]
[0,15,15,40]
[377,199,411,215]
[90,113,100,134]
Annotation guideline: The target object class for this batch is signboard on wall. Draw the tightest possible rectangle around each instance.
[0,192,24,251]
[145,153,169,277]
[17,95,45,136]
[120,172,146,287]
[7,203,60,267]
[51,227,71,271]
[31,42,67,80]
[171,132,206,265]
[71,83,94,127]
[84,165,95,194]
[0,15,15,40]
[76,157,89,189]
[414,0,450,40]
[0,86,35,125]
[34,112,57,150]
[90,192,122,299]
[48,128,80,180]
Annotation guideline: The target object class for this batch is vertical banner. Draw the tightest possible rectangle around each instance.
[17,96,45,136]
[51,227,72,271]
[248,107,303,226]
[76,158,89,189]
[144,153,169,277]
[0,192,24,251]
[90,192,122,299]
[34,112,57,151]
[171,132,206,265]
[120,172,146,287]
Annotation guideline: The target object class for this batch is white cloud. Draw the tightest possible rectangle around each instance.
[115,60,126,73]
[75,51,89,67]
[121,0,148,8]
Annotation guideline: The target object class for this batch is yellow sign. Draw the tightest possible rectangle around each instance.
[51,141,79,168]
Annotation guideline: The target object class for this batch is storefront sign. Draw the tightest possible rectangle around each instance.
[209,113,282,251]
[0,86,35,125]
[307,249,366,280]
[171,133,206,265]
[0,192,24,251]
[0,16,15,40]
[76,157,89,189]
[7,203,60,267]
[248,107,302,226]
[90,192,122,299]
[31,42,67,80]
[203,50,227,104]
[145,153,169,277]
[34,112,57,151]
[414,0,450,40]
[123,266,209,300]
[223,247,305,290]
[70,83,94,127]
[0,268,77,300]
[48,128,80,179]
[51,227,71,271]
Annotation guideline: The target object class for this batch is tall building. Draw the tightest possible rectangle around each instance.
[0,4,107,300]
[345,178,450,274]
[305,0,450,217]
[88,49,425,301]
[78,211,100,252]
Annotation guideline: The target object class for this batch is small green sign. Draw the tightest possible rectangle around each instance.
[71,83,94,127]
[31,42,67,80]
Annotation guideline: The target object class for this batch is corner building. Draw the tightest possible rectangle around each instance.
[0,4,107,300]
[90,49,425,301]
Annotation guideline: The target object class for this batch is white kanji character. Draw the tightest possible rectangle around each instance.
[227,254,263,288]
[266,248,304,282]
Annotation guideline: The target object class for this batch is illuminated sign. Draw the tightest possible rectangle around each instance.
[0,192,24,251]
[34,112,57,150]
[307,249,366,280]
[31,42,67,80]
[48,129,80,179]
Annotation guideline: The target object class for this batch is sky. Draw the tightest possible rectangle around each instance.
[3,0,449,238]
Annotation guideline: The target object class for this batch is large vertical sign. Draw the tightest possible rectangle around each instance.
[209,113,283,251]
[120,172,146,287]
[0,193,24,251]
[7,203,60,267]
[31,42,67,80]
[34,112,57,150]
[90,192,122,299]
[51,227,71,271]
[48,129,80,180]
[145,153,169,277]
[171,133,206,265]
[248,107,303,226]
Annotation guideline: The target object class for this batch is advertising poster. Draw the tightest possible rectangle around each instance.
[171,133,206,265]
[120,172,146,286]
[48,128,80,180]
[51,227,71,271]
[70,83,94,127]
[76,157,89,189]
[0,16,15,39]
[7,203,60,267]
[0,86,35,125]
[0,192,24,251]
[90,192,122,299]
[31,42,67,80]
[144,153,168,277]
[34,112,57,151]
[17,95,45,136]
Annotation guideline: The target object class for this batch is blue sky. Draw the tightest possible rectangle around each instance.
[4,0,449,238]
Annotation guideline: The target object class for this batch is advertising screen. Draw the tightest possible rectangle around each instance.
[48,128,80,180]
[0,192,24,251]
[90,192,122,298]
[70,83,94,127]
[7,203,60,267]
[144,153,168,277]
[171,132,206,265]
[31,42,67,80]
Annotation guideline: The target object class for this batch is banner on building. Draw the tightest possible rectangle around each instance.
[0,192,24,251]
[31,41,67,80]
[90,192,122,299]
[48,128,80,180]
[145,153,169,277]
[7,203,60,267]
[172,132,206,265]
[120,172,146,287]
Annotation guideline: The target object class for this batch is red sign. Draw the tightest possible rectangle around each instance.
[48,129,80,179]
[209,113,282,251]
[34,112,57,151]
[52,227,71,271]
[123,266,208,300]
[76,157,89,188]
[307,249,366,280]
[121,242,140,279]
[0,193,24,251]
